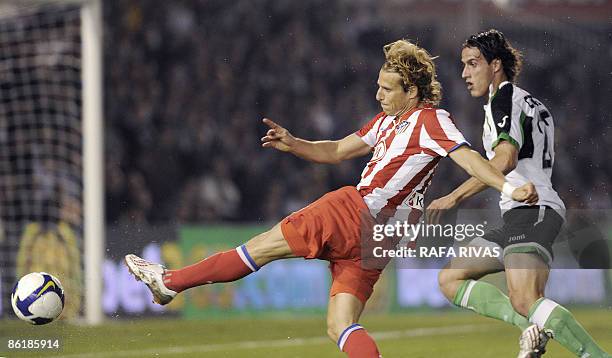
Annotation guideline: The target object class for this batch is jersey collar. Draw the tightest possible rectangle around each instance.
[393,104,431,123]
[488,81,512,103]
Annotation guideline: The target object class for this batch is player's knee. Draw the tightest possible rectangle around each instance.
[244,225,292,265]
[438,268,462,301]
[508,291,540,317]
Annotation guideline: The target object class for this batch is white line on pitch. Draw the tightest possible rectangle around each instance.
[53,323,494,357]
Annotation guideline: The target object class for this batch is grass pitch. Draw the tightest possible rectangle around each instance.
[1,308,611,357]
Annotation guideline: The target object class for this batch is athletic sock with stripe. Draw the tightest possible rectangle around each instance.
[529,298,610,358]
[453,279,530,331]
[163,245,258,293]
[338,324,381,358]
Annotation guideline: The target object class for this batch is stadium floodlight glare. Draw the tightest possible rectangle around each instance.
[0,0,104,325]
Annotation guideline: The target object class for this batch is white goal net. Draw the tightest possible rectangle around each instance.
[0,0,103,324]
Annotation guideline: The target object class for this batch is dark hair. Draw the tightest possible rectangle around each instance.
[464,29,523,82]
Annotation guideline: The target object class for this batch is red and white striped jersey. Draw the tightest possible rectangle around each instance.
[355,106,468,224]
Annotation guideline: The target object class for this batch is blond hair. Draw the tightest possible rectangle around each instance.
[382,39,442,105]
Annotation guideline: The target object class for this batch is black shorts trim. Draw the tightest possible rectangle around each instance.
[482,206,563,264]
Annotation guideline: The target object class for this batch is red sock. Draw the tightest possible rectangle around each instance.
[163,245,259,293]
[339,324,381,358]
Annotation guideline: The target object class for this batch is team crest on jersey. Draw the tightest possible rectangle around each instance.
[395,120,411,134]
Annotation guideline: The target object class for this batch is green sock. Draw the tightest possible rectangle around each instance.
[529,298,610,358]
[453,279,530,331]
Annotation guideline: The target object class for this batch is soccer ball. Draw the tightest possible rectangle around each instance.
[11,272,65,325]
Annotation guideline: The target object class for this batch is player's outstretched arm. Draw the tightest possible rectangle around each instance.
[260,118,371,164]
[447,145,537,203]
[428,141,519,213]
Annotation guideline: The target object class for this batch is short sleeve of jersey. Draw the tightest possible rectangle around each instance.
[490,83,523,150]
[355,112,385,147]
[420,109,470,157]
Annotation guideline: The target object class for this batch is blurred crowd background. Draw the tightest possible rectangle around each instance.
[102,0,612,224]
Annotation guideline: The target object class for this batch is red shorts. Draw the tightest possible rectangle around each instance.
[280,186,381,304]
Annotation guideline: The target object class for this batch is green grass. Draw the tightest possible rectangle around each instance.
[1,309,611,357]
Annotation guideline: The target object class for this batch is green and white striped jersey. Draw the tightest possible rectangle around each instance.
[483,81,565,214]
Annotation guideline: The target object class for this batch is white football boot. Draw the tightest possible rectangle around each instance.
[124,254,177,305]
[517,324,550,358]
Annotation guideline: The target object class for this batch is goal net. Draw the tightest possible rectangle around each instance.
[0,0,103,324]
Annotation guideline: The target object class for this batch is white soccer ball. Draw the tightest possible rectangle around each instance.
[11,272,65,325]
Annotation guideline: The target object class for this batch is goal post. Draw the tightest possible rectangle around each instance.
[81,0,104,326]
[0,0,104,325]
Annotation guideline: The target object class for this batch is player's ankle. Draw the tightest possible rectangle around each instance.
[162,271,182,293]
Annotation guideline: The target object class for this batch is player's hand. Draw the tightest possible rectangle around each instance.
[512,182,538,205]
[261,118,296,152]
[426,194,457,225]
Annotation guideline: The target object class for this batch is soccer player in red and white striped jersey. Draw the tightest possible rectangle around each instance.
[125,39,537,358]
[356,105,468,225]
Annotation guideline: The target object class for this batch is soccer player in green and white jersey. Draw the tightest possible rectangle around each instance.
[428,29,610,358]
